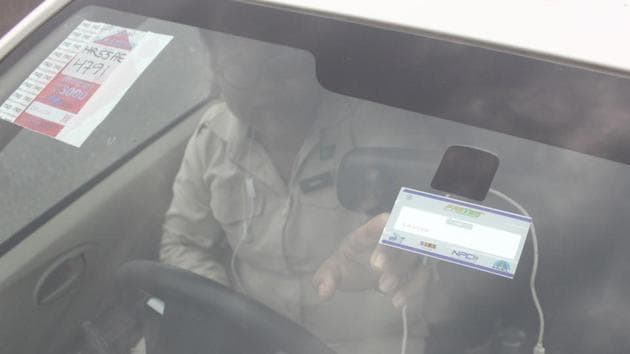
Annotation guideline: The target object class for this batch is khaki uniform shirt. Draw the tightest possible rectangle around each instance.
[160,93,430,353]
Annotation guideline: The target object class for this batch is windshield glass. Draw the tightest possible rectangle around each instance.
[0,3,629,354]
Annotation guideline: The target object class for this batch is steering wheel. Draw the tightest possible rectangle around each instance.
[116,260,336,354]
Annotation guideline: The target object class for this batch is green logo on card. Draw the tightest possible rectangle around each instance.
[444,204,483,218]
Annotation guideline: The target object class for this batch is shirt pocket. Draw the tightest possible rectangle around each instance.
[209,173,264,225]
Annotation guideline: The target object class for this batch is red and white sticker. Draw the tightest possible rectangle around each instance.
[0,20,173,147]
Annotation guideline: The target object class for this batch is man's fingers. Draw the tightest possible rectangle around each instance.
[375,250,418,293]
[371,242,418,270]
[313,213,392,300]
[391,266,431,309]
[312,258,342,300]
[345,213,390,257]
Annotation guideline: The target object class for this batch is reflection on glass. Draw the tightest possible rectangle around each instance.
[159,34,434,353]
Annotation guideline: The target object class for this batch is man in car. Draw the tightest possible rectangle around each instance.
[158,33,434,354]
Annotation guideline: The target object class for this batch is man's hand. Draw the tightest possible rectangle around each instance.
[312,213,430,308]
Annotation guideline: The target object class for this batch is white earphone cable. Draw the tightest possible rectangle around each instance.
[489,188,545,354]
[230,128,256,292]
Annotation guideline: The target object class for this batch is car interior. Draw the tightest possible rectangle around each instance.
[0,1,629,354]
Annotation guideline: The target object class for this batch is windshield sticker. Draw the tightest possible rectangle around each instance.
[380,187,532,278]
[0,20,173,147]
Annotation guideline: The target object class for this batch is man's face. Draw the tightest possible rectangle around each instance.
[211,35,321,125]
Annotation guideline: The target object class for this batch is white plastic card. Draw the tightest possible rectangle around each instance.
[0,20,173,147]
[380,188,532,278]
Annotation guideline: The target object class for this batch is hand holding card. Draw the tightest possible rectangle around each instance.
[313,213,430,309]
